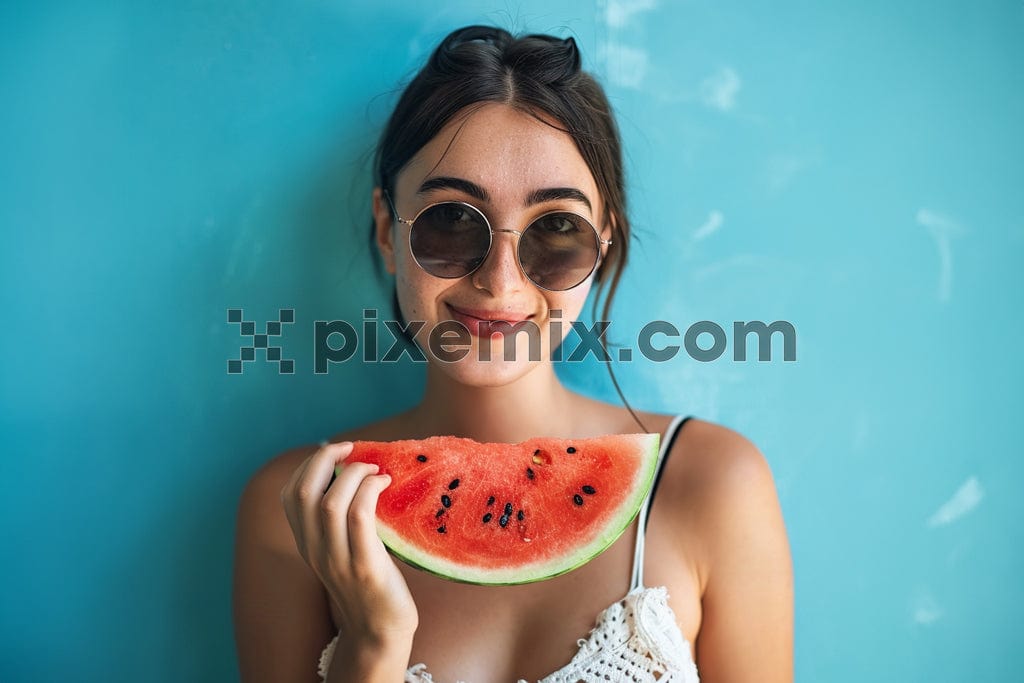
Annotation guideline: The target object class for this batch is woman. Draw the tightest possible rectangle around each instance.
[234,25,793,683]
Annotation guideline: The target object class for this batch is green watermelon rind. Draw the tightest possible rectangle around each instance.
[373,433,661,586]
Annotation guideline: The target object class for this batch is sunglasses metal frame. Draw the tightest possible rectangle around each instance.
[383,191,613,292]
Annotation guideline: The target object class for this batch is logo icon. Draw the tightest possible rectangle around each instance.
[227,308,295,374]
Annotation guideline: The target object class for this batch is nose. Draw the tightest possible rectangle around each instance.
[470,229,527,294]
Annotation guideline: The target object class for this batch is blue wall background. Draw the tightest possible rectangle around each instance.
[2,1,1021,681]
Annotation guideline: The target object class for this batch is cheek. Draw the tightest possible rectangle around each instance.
[394,268,424,323]
[547,288,594,343]
[393,257,448,328]
[557,277,596,316]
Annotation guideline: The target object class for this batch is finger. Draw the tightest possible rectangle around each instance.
[347,474,392,577]
[280,449,320,550]
[319,460,379,566]
[281,440,334,507]
[295,442,355,558]
[281,450,315,503]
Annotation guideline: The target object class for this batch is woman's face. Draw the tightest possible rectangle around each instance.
[373,103,611,387]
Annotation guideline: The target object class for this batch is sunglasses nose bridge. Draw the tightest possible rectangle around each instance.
[486,228,523,263]
[471,226,529,289]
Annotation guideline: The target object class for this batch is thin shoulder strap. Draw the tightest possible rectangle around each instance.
[629,414,693,591]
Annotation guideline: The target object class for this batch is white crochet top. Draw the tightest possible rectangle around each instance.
[318,415,699,683]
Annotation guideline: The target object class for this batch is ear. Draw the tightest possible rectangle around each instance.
[372,187,397,275]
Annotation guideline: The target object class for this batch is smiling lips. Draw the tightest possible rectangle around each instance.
[446,303,534,337]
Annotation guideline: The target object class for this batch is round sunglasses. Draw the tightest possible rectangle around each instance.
[384,192,612,292]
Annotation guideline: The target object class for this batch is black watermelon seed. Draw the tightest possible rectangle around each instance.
[437,525,446,533]
[435,508,445,518]
[504,502,513,515]
[573,494,584,506]
[487,496,495,506]
[482,512,493,523]
[517,509,525,521]
[533,449,540,455]
[416,454,427,462]
[448,478,460,490]
[582,485,596,495]
[499,514,510,527]
[566,446,576,454]
[441,494,452,508]
[526,468,535,480]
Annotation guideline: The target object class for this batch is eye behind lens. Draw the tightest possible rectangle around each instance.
[539,212,588,232]
[410,202,491,279]
[424,202,488,233]
[520,213,600,291]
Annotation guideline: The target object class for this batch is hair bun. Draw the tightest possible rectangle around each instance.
[430,26,582,83]
[509,33,582,84]
[440,25,511,53]
[431,25,511,73]
[561,36,581,73]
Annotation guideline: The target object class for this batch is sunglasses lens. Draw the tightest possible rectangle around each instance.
[409,203,491,278]
[519,213,601,290]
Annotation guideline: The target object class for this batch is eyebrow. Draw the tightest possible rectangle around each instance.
[417,176,593,213]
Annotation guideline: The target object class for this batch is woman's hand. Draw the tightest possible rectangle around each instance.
[280,441,419,649]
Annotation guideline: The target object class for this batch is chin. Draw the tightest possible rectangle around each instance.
[433,356,540,388]
[425,333,552,388]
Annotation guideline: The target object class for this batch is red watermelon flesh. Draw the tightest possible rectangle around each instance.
[338,433,660,585]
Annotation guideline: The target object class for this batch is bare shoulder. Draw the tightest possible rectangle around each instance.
[630,412,773,485]
[658,417,793,681]
[587,406,779,522]
[233,415,406,683]
[651,417,786,581]
[240,444,315,515]
[669,417,777,498]
[233,440,330,682]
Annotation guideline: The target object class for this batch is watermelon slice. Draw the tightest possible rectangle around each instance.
[337,433,660,585]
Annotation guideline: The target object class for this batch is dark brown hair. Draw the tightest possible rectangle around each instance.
[372,25,645,429]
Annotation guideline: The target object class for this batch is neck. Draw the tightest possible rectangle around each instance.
[406,362,584,443]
